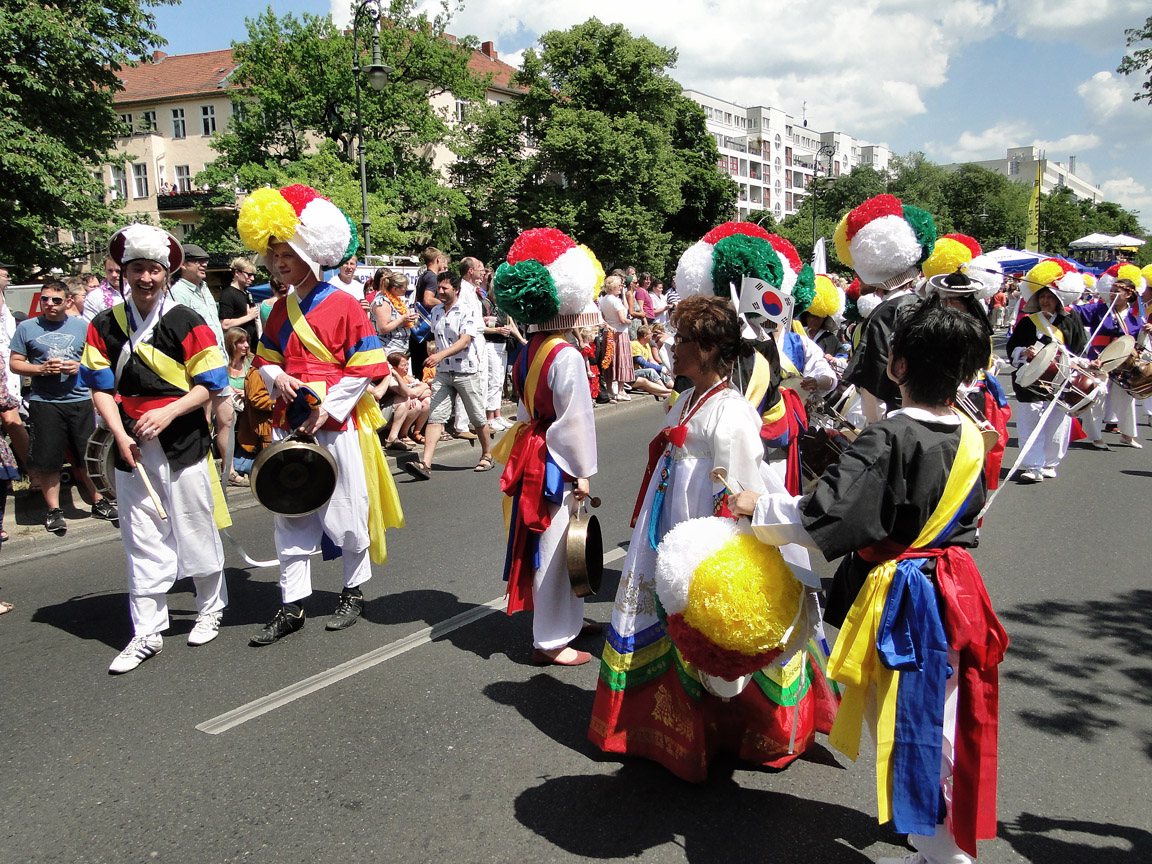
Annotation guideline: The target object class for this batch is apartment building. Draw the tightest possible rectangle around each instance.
[940,146,1103,204]
[683,90,891,222]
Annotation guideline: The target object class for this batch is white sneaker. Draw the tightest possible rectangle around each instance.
[1041,467,1057,479]
[1019,468,1044,483]
[489,417,510,431]
[188,610,223,646]
[876,855,926,864]
[109,634,163,674]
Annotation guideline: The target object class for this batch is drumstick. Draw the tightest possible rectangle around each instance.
[709,466,743,497]
[136,462,168,521]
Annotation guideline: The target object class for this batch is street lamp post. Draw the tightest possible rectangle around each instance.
[351,0,392,258]
[811,143,837,252]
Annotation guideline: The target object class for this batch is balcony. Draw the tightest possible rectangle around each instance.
[156,189,236,212]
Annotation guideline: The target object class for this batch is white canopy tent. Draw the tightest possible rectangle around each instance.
[1068,232,1146,249]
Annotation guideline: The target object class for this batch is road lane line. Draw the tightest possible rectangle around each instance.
[196,545,628,734]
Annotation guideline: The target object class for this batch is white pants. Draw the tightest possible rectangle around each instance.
[485,342,507,412]
[117,438,226,637]
[271,426,373,604]
[531,494,584,650]
[1015,401,1070,471]
[1082,380,1136,440]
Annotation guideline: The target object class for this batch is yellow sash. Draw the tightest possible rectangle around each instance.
[286,292,404,564]
[1029,312,1064,344]
[742,351,774,415]
[826,411,983,823]
[110,306,231,528]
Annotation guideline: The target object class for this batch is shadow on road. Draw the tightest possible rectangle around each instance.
[514,762,889,861]
[999,813,1152,862]
[999,589,1152,753]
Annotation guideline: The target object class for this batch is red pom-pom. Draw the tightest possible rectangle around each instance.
[766,234,802,273]
[845,194,904,242]
[507,228,576,266]
[1102,263,1122,278]
[942,233,982,258]
[702,221,772,245]
[1046,257,1078,275]
[846,277,861,302]
[665,613,783,680]
[279,184,323,216]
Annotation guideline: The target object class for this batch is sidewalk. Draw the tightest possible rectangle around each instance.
[0,394,655,564]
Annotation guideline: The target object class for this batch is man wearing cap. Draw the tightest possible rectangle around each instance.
[80,225,230,674]
[238,184,400,645]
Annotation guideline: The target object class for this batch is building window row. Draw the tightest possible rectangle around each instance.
[116,105,221,138]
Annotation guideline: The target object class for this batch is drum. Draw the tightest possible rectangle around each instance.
[1099,336,1152,400]
[1016,342,1106,416]
[84,427,117,501]
[799,426,855,493]
[954,390,1001,454]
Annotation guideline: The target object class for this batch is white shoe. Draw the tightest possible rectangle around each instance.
[109,634,163,674]
[490,417,510,431]
[1019,469,1044,483]
[188,610,223,646]
[876,855,926,864]
[1041,467,1057,479]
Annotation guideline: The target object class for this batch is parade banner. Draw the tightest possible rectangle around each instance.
[1025,162,1041,251]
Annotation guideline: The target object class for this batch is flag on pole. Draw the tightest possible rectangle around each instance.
[1025,162,1042,251]
[739,276,794,334]
[812,236,827,274]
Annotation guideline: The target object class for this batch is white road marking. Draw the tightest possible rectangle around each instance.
[196,545,628,735]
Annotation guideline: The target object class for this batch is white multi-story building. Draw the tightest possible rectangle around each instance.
[940,146,1103,204]
[683,90,891,222]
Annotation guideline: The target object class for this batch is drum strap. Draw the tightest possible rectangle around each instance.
[1028,313,1063,344]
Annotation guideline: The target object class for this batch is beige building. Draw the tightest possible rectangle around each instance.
[940,146,1103,204]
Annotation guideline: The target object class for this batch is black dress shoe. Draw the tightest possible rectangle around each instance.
[250,605,305,646]
[326,590,364,630]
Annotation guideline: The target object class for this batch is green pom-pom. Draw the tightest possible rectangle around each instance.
[902,205,937,266]
[341,213,360,264]
[711,235,783,298]
[792,264,816,314]
[492,259,561,324]
[844,298,861,324]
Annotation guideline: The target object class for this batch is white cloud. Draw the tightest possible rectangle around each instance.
[1100,177,1152,226]
[926,121,1032,162]
[1001,0,1148,46]
[1033,133,1102,153]
[330,1,351,30]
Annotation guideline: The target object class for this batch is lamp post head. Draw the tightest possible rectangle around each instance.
[366,34,391,90]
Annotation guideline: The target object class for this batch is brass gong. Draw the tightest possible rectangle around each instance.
[567,496,603,598]
[249,431,338,517]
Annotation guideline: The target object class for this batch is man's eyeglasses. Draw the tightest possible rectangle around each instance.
[41,297,66,306]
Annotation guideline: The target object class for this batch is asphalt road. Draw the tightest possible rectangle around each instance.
[0,391,1149,864]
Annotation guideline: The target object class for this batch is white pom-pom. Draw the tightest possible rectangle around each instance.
[294,198,352,268]
[776,250,798,295]
[545,246,597,315]
[849,215,922,286]
[653,516,740,616]
[857,293,884,318]
[962,254,1003,300]
[1053,271,1086,306]
[674,241,715,298]
[1096,274,1116,300]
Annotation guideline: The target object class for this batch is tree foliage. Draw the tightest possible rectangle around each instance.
[200,0,485,254]
[1117,15,1152,105]
[0,0,173,273]
[451,18,736,274]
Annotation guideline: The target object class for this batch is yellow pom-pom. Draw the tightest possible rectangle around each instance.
[237,187,300,256]
[922,237,972,279]
[579,244,605,295]
[1142,264,1152,285]
[1027,259,1066,289]
[682,535,804,655]
[808,274,842,318]
[833,213,853,267]
[1117,263,1141,283]
[1083,273,1097,288]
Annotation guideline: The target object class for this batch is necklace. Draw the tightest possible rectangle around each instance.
[386,292,412,327]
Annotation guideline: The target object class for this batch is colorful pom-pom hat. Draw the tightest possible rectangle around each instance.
[673,222,816,313]
[922,234,1003,301]
[834,193,936,290]
[237,184,359,281]
[1020,258,1084,313]
[807,274,846,322]
[108,224,183,272]
[1096,262,1147,301]
[491,228,604,332]
[654,516,806,698]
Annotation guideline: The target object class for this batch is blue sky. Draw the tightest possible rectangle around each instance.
[151,1,1152,228]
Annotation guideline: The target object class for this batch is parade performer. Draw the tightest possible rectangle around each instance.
[80,225,230,673]
[734,299,1008,864]
[589,294,837,782]
[837,194,936,424]
[237,185,402,644]
[1006,259,1089,481]
[1075,266,1150,449]
[923,240,1014,490]
[490,229,601,666]
[802,273,848,361]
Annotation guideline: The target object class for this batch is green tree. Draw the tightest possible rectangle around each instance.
[887,152,953,228]
[1117,15,1152,105]
[200,1,484,254]
[939,164,1029,251]
[0,0,173,272]
[1038,187,1085,254]
[451,18,736,274]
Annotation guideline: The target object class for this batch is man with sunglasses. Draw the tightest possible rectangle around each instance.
[9,281,116,533]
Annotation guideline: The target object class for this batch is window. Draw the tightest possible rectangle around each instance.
[725,112,732,124]
[132,163,149,199]
[175,165,192,193]
[172,108,185,139]
[141,111,156,132]
[180,223,195,239]
[110,166,127,200]
[454,99,469,122]
[201,105,216,135]
[775,157,782,171]
[1008,161,1020,175]
[786,170,792,187]
[786,192,793,210]
[774,134,782,148]
[119,113,134,134]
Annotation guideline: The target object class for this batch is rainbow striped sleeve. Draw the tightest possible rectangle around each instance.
[344,333,390,378]
[80,321,115,392]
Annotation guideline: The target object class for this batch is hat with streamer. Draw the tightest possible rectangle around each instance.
[237,184,358,281]
[834,193,936,289]
[491,228,604,332]
[1020,258,1083,313]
